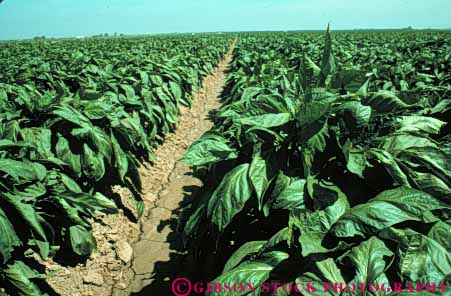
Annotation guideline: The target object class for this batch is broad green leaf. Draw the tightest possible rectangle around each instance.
[183,193,209,238]
[319,24,336,87]
[343,143,369,178]
[69,225,96,256]
[428,221,451,252]
[181,132,238,166]
[408,170,451,202]
[259,250,289,267]
[81,144,105,181]
[260,227,289,252]
[338,237,393,284]
[223,241,266,272]
[248,145,272,210]
[381,134,438,155]
[207,262,274,296]
[0,207,21,264]
[333,187,449,238]
[2,261,45,296]
[331,69,367,93]
[1,193,47,241]
[296,259,345,296]
[0,159,47,182]
[21,128,58,162]
[239,113,291,128]
[59,173,82,193]
[55,136,81,176]
[368,149,410,186]
[93,192,118,214]
[297,101,330,128]
[207,164,252,232]
[13,183,46,202]
[401,147,451,186]
[380,228,451,282]
[362,91,410,113]
[290,180,349,256]
[316,258,345,284]
[38,241,50,261]
[268,172,305,210]
[58,191,117,215]
[397,116,445,134]
[110,132,128,182]
[169,81,182,103]
[430,99,451,114]
[336,101,372,129]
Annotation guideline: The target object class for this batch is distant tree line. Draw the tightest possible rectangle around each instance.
[91,33,125,38]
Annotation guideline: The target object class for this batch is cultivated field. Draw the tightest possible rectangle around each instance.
[0,29,450,295]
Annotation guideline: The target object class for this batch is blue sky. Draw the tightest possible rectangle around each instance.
[0,0,450,40]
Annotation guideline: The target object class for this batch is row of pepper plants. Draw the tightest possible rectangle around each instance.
[0,35,231,295]
[181,28,451,295]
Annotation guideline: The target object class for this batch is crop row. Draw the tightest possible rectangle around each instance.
[0,35,231,295]
[181,29,451,294]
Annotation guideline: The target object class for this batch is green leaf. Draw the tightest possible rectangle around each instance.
[55,136,81,176]
[2,261,45,296]
[290,180,349,256]
[239,113,291,128]
[81,144,105,181]
[207,164,252,232]
[260,227,289,252]
[397,116,446,134]
[223,241,266,273]
[430,99,451,114]
[297,101,330,128]
[368,149,410,186]
[338,237,393,284]
[0,207,21,264]
[428,221,451,252]
[408,170,451,202]
[333,187,449,238]
[362,91,410,113]
[110,132,128,182]
[316,258,345,284]
[380,228,451,282]
[381,134,438,155]
[14,183,46,202]
[268,172,305,210]
[319,24,336,87]
[402,147,451,186]
[343,143,369,178]
[169,81,182,103]
[93,192,118,214]
[0,159,47,182]
[296,259,345,296]
[183,193,209,238]
[336,101,372,130]
[58,191,117,216]
[259,250,289,267]
[69,225,96,256]
[248,146,272,210]
[1,193,47,241]
[207,262,274,296]
[59,173,82,193]
[181,132,238,166]
[331,69,367,93]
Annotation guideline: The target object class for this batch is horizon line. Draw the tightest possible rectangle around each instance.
[1,26,451,42]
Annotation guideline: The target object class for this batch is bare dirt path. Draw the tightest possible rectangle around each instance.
[44,41,235,296]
